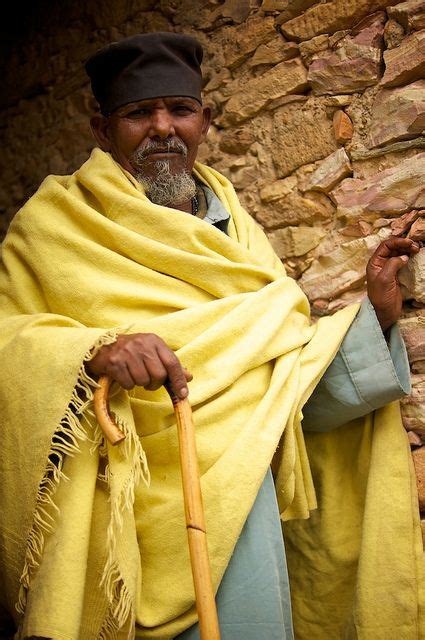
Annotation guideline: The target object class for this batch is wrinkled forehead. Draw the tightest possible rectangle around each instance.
[114,95,202,116]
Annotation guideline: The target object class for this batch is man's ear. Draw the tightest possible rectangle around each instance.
[90,114,112,151]
[200,106,212,142]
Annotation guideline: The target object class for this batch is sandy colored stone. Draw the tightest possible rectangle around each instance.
[219,127,256,154]
[384,18,406,49]
[223,58,309,124]
[298,230,390,300]
[249,37,299,66]
[382,29,425,87]
[308,12,385,95]
[368,81,425,148]
[399,248,425,302]
[391,209,422,235]
[298,34,329,66]
[268,226,327,257]
[279,0,400,42]
[257,183,334,228]
[301,148,352,193]
[333,110,354,143]
[220,0,255,23]
[408,430,423,446]
[408,216,425,241]
[399,316,425,369]
[331,153,425,221]
[221,16,277,69]
[262,0,316,16]
[388,0,425,32]
[412,445,425,510]
[272,99,338,177]
[339,220,373,237]
[260,176,298,202]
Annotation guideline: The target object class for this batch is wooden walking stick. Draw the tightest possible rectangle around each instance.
[93,375,221,640]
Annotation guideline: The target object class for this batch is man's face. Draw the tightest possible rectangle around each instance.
[92,96,211,179]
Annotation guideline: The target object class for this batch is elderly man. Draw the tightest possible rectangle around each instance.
[0,32,422,640]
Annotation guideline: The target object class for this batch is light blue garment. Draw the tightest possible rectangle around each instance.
[175,469,293,640]
[175,188,411,640]
[302,298,411,431]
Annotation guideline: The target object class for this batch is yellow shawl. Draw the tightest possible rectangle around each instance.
[0,149,422,639]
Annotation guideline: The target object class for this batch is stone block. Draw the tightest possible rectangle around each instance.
[368,81,425,148]
[220,0,255,23]
[339,220,373,237]
[399,316,425,369]
[223,58,309,124]
[390,209,422,235]
[333,110,354,144]
[268,226,327,257]
[331,153,425,221]
[388,0,425,32]
[279,0,400,42]
[308,12,385,95]
[249,37,299,66]
[412,445,425,510]
[221,16,276,69]
[299,34,329,66]
[384,18,406,49]
[382,29,425,87]
[301,148,352,193]
[262,0,316,17]
[219,128,256,154]
[272,99,338,177]
[258,179,334,228]
[298,230,390,300]
[399,248,425,302]
[408,216,425,241]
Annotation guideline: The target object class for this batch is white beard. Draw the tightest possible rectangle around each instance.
[135,160,196,207]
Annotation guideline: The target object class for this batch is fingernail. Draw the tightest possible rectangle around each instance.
[401,255,409,262]
[179,387,188,398]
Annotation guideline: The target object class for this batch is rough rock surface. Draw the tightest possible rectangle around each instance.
[388,0,425,32]
[298,230,389,300]
[331,153,425,221]
[400,249,425,303]
[408,216,425,241]
[221,16,277,69]
[301,148,352,192]
[333,110,354,143]
[368,81,425,148]
[223,58,309,124]
[308,12,385,95]
[399,316,425,374]
[401,374,425,433]
[279,0,400,41]
[249,37,299,66]
[272,98,338,177]
[268,225,327,257]
[258,177,335,228]
[381,29,425,87]
[412,445,425,509]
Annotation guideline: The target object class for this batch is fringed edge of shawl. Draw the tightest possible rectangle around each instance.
[15,330,148,633]
[98,411,150,638]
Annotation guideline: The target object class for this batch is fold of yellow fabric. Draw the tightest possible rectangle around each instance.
[0,147,419,639]
[284,402,425,640]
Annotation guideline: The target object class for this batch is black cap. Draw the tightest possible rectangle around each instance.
[85,32,204,115]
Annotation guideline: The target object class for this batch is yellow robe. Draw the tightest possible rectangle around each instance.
[0,149,422,639]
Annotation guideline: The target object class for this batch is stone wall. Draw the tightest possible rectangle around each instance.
[1,0,424,533]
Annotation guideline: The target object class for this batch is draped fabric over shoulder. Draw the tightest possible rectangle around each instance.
[0,149,422,639]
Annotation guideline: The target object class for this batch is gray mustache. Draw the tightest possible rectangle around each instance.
[132,139,188,162]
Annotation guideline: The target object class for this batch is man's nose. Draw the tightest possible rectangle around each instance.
[148,111,176,139]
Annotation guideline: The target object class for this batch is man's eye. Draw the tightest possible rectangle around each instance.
[174,105,193,114]
[127,108,149,117]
